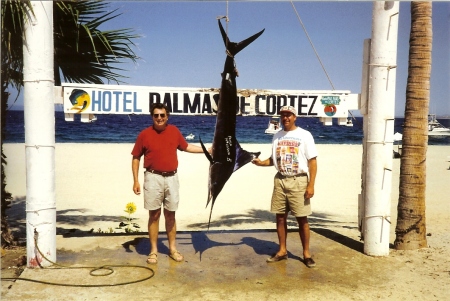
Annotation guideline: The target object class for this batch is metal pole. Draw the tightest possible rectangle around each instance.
[23,1,55,267]
[363,1,399,256]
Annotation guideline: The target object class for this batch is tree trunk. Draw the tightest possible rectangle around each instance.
[394,2,432,250]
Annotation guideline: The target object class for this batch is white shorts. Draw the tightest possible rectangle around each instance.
[143,171,180,211]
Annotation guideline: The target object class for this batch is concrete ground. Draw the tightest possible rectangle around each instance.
[4,227,444,301]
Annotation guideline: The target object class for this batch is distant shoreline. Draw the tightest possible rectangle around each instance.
[7,108,450,119]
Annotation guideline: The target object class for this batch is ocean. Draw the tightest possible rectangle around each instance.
[3,110,450,145]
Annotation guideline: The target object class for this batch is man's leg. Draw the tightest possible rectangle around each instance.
[148,209,161,255]
[164,209,177,252]
[296,216,311,259]
[275,213,289,256]
[164,209,183,261]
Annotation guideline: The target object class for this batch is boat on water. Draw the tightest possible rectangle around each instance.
[185,133,195,140]
[345,118,353,127]
[393,132,403,158]
[428,114,450,136]
[265,117,281,134]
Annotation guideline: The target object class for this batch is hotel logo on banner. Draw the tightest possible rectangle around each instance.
[61,84,358,119]
[321,96,341,117]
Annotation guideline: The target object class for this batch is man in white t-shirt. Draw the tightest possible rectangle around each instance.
[252,105,318,268]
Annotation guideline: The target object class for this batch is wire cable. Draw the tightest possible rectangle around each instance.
[290,1,335,90]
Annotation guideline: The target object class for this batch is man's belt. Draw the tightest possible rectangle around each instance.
[146,169,177,177]
[277,172,307,178]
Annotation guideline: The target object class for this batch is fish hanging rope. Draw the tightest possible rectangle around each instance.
[217,1,230,51]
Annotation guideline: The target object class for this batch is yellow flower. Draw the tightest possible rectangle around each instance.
[124,202,137,215]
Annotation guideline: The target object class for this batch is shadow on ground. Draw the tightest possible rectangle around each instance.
[7,196,364,254]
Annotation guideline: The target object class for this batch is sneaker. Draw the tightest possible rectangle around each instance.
[304,257,316,268]
[266,253,288,263]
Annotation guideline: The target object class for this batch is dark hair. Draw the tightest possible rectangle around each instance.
[150,103,170,116]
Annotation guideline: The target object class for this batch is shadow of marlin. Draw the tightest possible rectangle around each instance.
[200,19,264,229]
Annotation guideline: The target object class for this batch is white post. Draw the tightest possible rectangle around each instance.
[23,1,55,267]
[362,1,399,256]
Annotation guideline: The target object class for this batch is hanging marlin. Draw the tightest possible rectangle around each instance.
[200,20,264,228]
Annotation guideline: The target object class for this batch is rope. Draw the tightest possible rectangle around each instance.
[226,0,229,41]
[364,215,391,244]
[24,144,55,149]
[290,1,335,90]
[217,0,230,51]
[217,1,237,73]
[1,231,155,287]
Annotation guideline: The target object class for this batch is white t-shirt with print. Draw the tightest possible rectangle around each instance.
[271,127,318,176]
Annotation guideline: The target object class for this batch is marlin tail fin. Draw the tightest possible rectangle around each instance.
[218,20,265,57]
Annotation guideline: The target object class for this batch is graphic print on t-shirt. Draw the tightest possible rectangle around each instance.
[276,138,301,175]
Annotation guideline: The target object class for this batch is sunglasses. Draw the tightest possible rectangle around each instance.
[152,113,166,118]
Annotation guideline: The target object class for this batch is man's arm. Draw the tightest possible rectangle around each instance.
[185,143,212,154]
[305,157,317,199]
[132,156,141,195]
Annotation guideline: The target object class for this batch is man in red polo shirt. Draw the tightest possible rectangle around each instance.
[132,103,205,264]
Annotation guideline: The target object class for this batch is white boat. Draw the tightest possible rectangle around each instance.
[185,133,195,140]
[393,132,403,158]
[428,114,450,136]
[265,117,281,134]
[345,118,353,127]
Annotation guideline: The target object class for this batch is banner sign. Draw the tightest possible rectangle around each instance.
[61,83,358,120]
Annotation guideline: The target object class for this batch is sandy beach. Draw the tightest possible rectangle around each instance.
[3,143,450,299]
[4,143,450,235]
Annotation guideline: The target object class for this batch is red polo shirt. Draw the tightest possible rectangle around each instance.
[131,124,188,172]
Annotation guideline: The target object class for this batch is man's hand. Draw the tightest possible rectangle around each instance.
[133,181,141,195]
[252,157,262,166]
[252,157,273,167]
[304,185,314,200]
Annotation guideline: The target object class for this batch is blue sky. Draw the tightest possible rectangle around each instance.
[9,1,450,117]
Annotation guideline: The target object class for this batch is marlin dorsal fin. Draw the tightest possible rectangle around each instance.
[199,136,213,163]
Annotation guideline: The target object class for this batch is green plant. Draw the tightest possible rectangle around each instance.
[119,202,140,233]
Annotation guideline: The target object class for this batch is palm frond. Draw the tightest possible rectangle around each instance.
[53,0,141,85]
[1,0,33,89]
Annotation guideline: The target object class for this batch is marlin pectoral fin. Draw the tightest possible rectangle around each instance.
[199,136,213,163]
[233,140,261,172]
